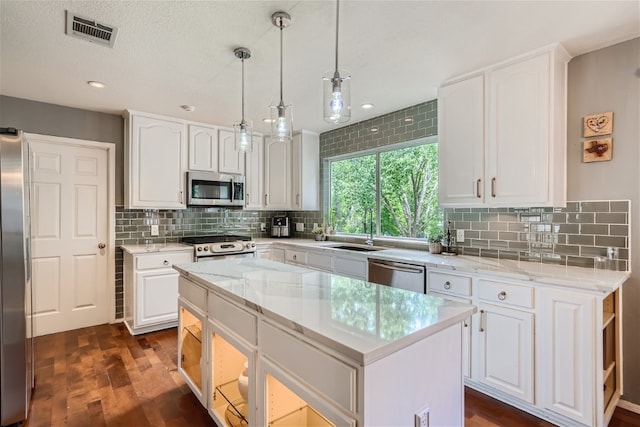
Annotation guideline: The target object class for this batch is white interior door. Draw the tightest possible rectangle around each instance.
[29,137,110,336]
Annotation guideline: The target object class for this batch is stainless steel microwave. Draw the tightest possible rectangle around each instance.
[186,171,245,207]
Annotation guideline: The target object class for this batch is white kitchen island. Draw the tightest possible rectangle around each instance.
[173,258,475,427]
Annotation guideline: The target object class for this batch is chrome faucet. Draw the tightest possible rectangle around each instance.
[365,208,374,246]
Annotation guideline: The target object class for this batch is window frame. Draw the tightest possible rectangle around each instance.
[326,135,439,241]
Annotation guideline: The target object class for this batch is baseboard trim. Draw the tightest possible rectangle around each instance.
[618,399,640,414]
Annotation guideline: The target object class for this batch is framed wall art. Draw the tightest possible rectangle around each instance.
[583,111,613,137]
[583,138,612,163]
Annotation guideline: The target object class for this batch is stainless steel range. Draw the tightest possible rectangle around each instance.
[181,235,256,261]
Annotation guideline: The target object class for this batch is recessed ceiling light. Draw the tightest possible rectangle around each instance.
[87,81,105,89]
[263,118,275,123]
[181,105,196,112]
[361,103,374,109]
[404,117,414,123]
[370,127,379,133]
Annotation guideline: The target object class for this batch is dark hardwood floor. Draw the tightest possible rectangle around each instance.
[25,323,640,426]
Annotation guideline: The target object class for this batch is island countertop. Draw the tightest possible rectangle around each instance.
[174,258,476,365]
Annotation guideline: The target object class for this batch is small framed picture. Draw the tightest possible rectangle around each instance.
[583,111,613,137]
[583,138,612,163]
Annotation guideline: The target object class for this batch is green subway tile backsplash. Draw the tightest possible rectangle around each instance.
[444,200,630,270]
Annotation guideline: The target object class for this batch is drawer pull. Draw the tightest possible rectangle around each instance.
[163,260,170,266]
[444,281,451,290]
[293,254,297,260]
[498,291,507,301]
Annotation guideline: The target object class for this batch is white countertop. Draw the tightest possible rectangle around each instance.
[174,258,476,365]
[262,239,630,294]
[120,243,192,254]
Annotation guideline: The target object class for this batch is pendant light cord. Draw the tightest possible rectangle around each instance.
[241,56,245,122]
[334,0,340,72]
[279,21,284,104]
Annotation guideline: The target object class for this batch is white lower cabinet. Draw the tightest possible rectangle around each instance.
[257,244,285,263]
[332,254,367,280]
[538,288,596,426]
[306,249,333,272]
[426,265,623,427]
[427,270,473,379]
[123,249,193,335]
[476,302,534,403]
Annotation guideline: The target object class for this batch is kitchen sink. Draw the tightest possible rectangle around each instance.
[330,245,385,252]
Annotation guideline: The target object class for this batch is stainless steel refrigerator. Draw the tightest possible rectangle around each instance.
[0,128,33,426]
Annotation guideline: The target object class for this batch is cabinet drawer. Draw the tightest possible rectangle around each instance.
[478,279,533,309]
[428,271,472,297]
[178,277,207,312]
[260,321,357,413]
[284,249,307,265]
[209,293,257,345]
[136,251,193,270]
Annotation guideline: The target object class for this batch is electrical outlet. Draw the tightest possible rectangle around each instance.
[260,223,266,232]
[313,223,318,229]
[457,229,465,243]
[414,407,429,427]
[150,224,159,236]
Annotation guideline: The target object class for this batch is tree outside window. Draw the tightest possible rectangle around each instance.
[329,141,443,240]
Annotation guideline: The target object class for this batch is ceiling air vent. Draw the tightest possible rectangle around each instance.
[65,11,118,48]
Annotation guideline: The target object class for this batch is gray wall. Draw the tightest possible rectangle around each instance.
[567,38,640,403]
[0,95,125,205]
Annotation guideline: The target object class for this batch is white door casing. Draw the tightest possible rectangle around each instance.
[27,134,114,336]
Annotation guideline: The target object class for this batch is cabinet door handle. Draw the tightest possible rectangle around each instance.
[491,177,496,198]
[498,291,507,301]
[463,321,468,328]
[444,281,451,290]
[264,194,268,205]
[296,194,300,206]
[163,260,169,266]
[479,309,485,332]
[98,243,106,249]
[293,254,297,260]
[476,179,482,198]
[179,190,184,203]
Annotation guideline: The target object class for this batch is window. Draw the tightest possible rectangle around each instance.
[329,139,443,240]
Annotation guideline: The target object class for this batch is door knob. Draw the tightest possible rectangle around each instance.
[98,243,106,249]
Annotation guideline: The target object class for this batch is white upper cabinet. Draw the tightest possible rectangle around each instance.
[439,44,570,208]
[264,137,291,210]
[188,123,218,172]
[245,135,264,210]
[218,129,245,175]
[291,130,319,210]
[438,74,485,206]
[124,110,188,209]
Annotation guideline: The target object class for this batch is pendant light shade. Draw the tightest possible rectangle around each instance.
[323,0,351,124]
[270,11,293,142]
[233,47,253,153]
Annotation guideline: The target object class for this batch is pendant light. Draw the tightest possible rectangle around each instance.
[233,47,252,153]
[323,0,351,124]
[270,11,293,142]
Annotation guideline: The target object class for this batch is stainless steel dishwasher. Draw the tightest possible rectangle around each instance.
[367,258,426,293]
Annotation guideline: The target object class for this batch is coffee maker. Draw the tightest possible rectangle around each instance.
[271,216,290,237]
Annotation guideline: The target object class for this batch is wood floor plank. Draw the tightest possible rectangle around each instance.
[25,323,640,427]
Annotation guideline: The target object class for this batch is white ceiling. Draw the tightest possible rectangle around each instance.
[1,1,638,135]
